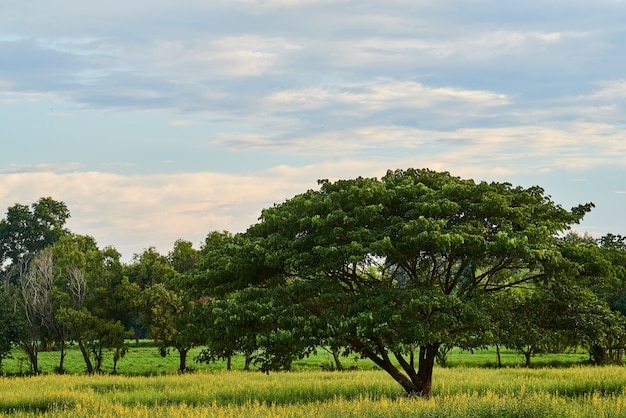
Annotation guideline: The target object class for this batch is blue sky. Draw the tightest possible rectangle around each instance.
[1,0,625,259]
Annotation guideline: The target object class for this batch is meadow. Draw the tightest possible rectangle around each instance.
[0,343,592,376]
[1,345,624,417]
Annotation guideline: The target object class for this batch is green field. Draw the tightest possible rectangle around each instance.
[1,344,623,417]
[1,343,591,375]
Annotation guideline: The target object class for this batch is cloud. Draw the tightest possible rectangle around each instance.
[170,120,198,127]
[0,169,318,259]
[267,81,509,112]
[0,162,84,174]
[1,0,626,252]
[0,79,14,90]
[578,80,626,101]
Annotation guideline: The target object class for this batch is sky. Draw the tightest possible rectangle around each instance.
[1,0,625,260]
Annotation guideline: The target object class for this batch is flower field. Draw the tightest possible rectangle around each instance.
[2,366,626,417]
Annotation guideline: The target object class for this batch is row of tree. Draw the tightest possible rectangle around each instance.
[1,169,626,399]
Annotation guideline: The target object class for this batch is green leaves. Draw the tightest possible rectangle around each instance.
[0,197,70,267]
[190,168,596,395]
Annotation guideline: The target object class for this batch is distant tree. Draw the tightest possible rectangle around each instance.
[13,249,56,374]
[492,287,567,367]
[0,197,70,290]
[596,234,626,315]
[124,242,203,373]
[192,231,266,371]
[50,234,130,374]
[121,247,179,342]
[197,169,593,397]
[0,290,24,369]
[125,247,177,289]
[169,239,199,274]
[137,283,202,373]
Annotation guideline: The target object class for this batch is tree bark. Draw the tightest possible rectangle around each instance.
[523,350,532,368]
[178,348,188,373]
[416,343,439,398]
[78,340,93,374]
[332,347,344,371]
[21,340,40,375]
[95,342,104,373]
[350,337,439,398]
[113,350,120,374]
[58,340,66,373]
[496,344,502,367]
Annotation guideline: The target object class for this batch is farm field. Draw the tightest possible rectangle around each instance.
[1,345,624,417]
[2,366,626,417]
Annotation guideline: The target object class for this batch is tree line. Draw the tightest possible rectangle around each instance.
[1,169,626,398]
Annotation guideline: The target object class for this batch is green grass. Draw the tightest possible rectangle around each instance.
[0,343,622,417]
[0,343,592,376]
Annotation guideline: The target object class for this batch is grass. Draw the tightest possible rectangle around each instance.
[2,366,626,417]
[2,343,617,417]
[0,343,593,376]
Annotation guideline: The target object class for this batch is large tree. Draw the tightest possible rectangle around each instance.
[200,169,593,397]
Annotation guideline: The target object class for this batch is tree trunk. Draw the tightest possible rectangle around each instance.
[332,347,344,371]
[523,350,532,368]
[350,338,438,398]
[21,340,40,375]
[244,351,252,371]
[58,340,66,373]
[95,341,104,373]
[415,343,439,398]
[496,344,502,367]
[78,340,94,374]
[113,350,119,374]
[178,348,188,373]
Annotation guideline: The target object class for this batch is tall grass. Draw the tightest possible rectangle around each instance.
[2,366,626,417]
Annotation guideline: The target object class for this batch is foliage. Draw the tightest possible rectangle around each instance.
[0,291,24,369]
[124,241,203,373]
[125,247,177,289]
[0,197,70,287]
[196,169,594,397]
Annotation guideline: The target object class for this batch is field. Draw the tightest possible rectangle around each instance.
[0,343,592,375]
[1,345,624,417]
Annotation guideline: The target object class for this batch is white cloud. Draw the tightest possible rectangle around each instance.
[265,81,509,119]
[581,80,626,101]
[0,162,84,174]
[0,170,317,259]
[0,79,14,90]
[214,120,626,167]
[234,0,332,7]
[131,36,298,81]
[170,120,197,127]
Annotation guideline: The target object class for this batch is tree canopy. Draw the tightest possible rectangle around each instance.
[197,168,595,397]
[0,197,70,267]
